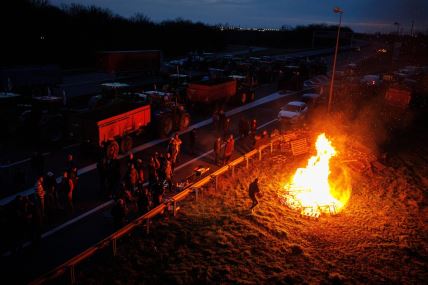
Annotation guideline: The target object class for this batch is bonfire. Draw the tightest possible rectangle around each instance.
[282,133,350,218]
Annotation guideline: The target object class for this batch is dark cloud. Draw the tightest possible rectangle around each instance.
[50,0,428,32]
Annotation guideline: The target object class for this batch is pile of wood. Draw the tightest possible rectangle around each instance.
[340,140,379,174]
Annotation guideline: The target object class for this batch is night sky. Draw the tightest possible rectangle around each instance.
[51,0,428,33]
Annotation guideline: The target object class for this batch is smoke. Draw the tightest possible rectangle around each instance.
[306,83,415,158]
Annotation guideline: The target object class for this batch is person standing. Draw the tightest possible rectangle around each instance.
[127,152,137,168]
[61,171,75,214]
[250,119,257,135]
[249,178,261,212]
[223,134,235,165]
[44,171,58,216]
[213,136,222,166]
[136,159,145,185]
[168,133,182,168]
[222,117,231,138]
[127,163,138,193]
[65,154,76,176]
[164,156,173,192]
[239,118,249,138]
[148,156,158,186]
[35,176,45,217]
[137,187,151,214]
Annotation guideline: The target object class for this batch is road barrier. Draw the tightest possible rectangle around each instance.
[30,129,310,285]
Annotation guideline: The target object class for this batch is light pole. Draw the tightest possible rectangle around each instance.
[327,7,343,114]
[394,22,400,35]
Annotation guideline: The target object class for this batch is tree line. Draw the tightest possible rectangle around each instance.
[0,0,353,68]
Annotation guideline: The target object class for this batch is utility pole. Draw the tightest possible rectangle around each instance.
[410,20,414,37]
[394,22,400,35]
[327,7,343,114]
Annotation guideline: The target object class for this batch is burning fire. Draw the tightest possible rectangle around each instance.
[283,133,350,217]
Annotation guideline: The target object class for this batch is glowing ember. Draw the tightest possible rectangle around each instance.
[283,133,350,217]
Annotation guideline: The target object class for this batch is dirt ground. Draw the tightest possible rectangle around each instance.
[78,114,428,285]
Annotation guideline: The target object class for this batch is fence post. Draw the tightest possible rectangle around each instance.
[258,149,262,160]
[232,165,235,177]
[246,156,249,168]
[270,142,273,153]
[112,238,117,256]
[215,175,218,191]
[69,265,76,285]
[173,200,177,217]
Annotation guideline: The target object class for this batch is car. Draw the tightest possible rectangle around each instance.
[304,75,329,94]
[361,74,381,86]
[301,93,321,106]
[278,101,308,124]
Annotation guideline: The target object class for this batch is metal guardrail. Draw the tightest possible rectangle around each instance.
[30,132,306,285]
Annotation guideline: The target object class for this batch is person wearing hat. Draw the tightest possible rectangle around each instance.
[249,178,261,212]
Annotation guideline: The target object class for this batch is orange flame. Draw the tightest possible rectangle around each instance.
[284,133,350,215]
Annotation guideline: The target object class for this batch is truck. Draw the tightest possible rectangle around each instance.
[187,78,237,104]
[97,50,162,75]
[187,77,255,105]
[138,91,191,137]
[69,102,151,158]
[380,86,413,135]
[384,87,412,108]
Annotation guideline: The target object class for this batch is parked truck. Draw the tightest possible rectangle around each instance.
[187,79,236,104]
[187,77,255,105]
[381,86,413,134]
[384,87,412,108]
[69,102,151,158]
[97,50,162,75]
[138,90,191,137]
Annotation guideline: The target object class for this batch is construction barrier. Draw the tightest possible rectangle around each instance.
[30,130,309,285]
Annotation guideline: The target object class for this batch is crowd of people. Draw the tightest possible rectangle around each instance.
[2,154,79,253]
[2,109,266,252]
[101,132,183,228]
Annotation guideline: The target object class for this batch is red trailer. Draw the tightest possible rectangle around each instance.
[385,87,412,108]
[187,79,237,103]
[97,50,162,74]
[70,103,151,156]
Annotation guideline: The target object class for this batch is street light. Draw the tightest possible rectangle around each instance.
[393,22,400,35]
[327,7,343,114]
